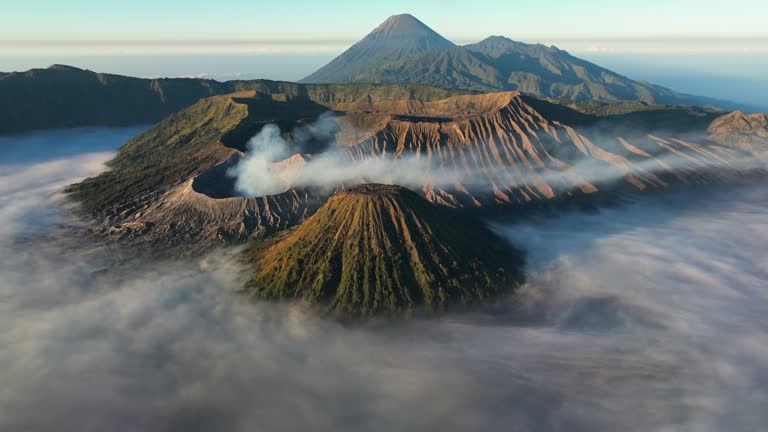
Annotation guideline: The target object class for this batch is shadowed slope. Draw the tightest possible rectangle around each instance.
[243,184,525,318]
[0,64,467,134]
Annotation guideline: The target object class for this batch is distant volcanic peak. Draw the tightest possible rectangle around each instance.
[360,14,455,53]
[473,35,517,46]
[48,64,86,72]
[244,182,525,319]
[300,14,455,83]
[369,14,454,45]
[301,14,704,105]
[466,35,562,57]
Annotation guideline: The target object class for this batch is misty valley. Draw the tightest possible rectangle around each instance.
[1,123,767,431]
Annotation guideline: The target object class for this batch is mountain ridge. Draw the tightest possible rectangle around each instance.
[0,65,466,134]
[301,15,737,108]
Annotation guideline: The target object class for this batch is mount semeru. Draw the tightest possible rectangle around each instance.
[301,14,734,108]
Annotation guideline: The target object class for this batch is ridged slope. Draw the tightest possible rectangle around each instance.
[709,111,768,153]
[339,92,749,207]
[244,184,525,318]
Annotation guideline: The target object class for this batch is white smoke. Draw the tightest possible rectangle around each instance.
[226,116,506,196]
[227,124,294,196]
[226,114,766,198]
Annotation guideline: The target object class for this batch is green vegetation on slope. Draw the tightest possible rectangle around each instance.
[243,184,525,319]
[65,96,247,214]
[62,82,469,215]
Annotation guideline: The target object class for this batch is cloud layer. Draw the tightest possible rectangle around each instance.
[1,128,767,431]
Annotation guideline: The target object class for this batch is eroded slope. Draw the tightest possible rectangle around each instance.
[243,184,525,318]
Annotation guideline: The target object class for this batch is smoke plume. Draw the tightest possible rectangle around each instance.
[226,114,765,198]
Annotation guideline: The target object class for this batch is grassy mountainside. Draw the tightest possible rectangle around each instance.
[243,184,525,318]
[0,65,230,133]
[65,96,248,214]
[0,64,467,134]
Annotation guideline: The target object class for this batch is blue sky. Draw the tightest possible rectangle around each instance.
[3,0,768,41]
[2,0,767,110]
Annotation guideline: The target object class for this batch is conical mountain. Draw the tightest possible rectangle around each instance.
[300,14,455,83]
[243,184,525,319]
[302,15,732,107]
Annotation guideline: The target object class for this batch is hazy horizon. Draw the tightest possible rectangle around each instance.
[3,50,765,111]
[3,6,767,111]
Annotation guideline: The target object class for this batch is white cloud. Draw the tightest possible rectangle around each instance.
[1,128,768,431]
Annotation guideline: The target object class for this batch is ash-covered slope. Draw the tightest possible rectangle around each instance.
[337,91,752,207]
[64,86,465,249]
[243,184,525,318]
[708,111,768,153]
[302,15,728,107]
[66,88,763,250]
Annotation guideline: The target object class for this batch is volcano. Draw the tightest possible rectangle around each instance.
[65,86,761,249]
[301,14,732,108]
[302,14,455,84]
[242,184,525,318]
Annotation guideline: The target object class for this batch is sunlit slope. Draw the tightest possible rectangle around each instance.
[709,111,768,153]
[244,184,525,318]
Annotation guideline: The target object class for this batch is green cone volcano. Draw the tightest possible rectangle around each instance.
[243,184,525,318]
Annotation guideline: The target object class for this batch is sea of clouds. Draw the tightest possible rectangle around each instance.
[0,128,767,431]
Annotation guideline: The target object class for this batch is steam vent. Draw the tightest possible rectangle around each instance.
[243,184,525,318]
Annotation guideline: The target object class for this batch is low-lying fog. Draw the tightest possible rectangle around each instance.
[1,128,767,432]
